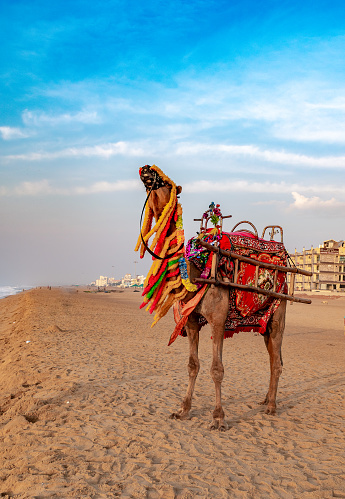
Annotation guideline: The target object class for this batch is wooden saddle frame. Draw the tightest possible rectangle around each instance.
[192,216,312,305]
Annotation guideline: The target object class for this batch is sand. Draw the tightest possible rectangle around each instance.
[0,287,345,498]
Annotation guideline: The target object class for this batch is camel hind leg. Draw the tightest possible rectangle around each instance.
[260,299,286,415]
[209,324,227,431]
[170,313,200,420]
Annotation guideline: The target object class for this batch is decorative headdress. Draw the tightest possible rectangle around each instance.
[139,165,167,190]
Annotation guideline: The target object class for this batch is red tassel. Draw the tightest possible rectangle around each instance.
[154,203,177,256]
[165,268,180,279]
[142,259,168,295]
[148,278,166,314]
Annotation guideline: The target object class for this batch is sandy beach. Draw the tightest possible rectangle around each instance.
[0,287,344,498]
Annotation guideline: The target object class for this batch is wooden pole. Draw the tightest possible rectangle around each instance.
[234,259,239,283]
[197,240,313,276]
[273,268,278,292]
[288,273,295,306]
[211,253,217,281]
[254,266,259,287]
[193,215,232,221]
[193,277,312,304]
[289,273,295,297]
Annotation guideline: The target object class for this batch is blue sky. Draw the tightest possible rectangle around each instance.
[1,0,345,285]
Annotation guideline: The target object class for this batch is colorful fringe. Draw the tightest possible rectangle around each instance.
[135,165,197,327]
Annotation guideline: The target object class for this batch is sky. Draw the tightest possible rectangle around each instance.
[1,0,345,286]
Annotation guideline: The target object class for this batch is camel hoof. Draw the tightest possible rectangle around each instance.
[169,412,180,420]
[170,411,189,420]
[209,420,228,431]
[264,406,276,415]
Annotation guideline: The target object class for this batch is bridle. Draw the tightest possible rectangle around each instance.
[139,167,184,260]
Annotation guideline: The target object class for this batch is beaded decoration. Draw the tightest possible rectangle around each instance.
[179,257,198,292]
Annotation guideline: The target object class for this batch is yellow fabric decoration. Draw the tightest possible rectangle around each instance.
[135,165,189,326]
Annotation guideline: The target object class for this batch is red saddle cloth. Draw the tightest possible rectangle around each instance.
[186,230,288,338]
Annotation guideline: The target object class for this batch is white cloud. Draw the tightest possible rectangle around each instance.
[0,126,29,140]
[5,141,147,160]
[289,192,345,210]
[2,175,344,201]
[183,179,345,196]
[273,122,345,143]
[13,179,53,196]
[5,139,345,169]
[0,179,141,197]
[73,180,141,194]
[307,99,345,111]
[177,143,345,168]
[22,109,101,126]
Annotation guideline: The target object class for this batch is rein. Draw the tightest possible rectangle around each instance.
[139,173,184,260]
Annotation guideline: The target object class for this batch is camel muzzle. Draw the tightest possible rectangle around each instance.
[139,165,167,190]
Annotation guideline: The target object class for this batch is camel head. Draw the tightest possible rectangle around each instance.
[139,165,182,221]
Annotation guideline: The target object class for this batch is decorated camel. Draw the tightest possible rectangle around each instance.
[135,165,311,431]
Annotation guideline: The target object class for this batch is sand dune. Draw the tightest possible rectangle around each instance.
[0,287,345,498]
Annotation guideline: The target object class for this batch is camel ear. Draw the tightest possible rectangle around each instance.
[177,185,182,195]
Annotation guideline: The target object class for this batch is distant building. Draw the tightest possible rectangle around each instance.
[121,274,132,287]
[95,275,108,287]
[289,239,345,292]
[107,278,121,286]
[137,275,145,286]
[128,275,145,287]
[91,273,146,288]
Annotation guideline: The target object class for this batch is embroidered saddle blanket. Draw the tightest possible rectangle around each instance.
[181,230,288,338]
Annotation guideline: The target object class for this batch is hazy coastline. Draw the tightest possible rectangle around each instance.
[0,286,33,300]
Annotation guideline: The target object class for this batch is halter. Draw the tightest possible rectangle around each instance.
[140,164,167,190]
[139,165,184,260]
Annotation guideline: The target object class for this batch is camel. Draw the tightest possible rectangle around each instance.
[135,165,288,431]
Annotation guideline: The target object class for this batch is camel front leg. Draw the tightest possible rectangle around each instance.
[209,325,227,431]
[260,300,286,414]
[198,286,229,431]
[170,314,200,420]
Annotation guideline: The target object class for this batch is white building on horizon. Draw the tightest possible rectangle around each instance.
[92,273,146,288]
[121,274,132,287]
[95,275,108,287]
[136,275,145,286]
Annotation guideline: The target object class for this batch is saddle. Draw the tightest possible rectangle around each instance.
[173,205,312,340]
